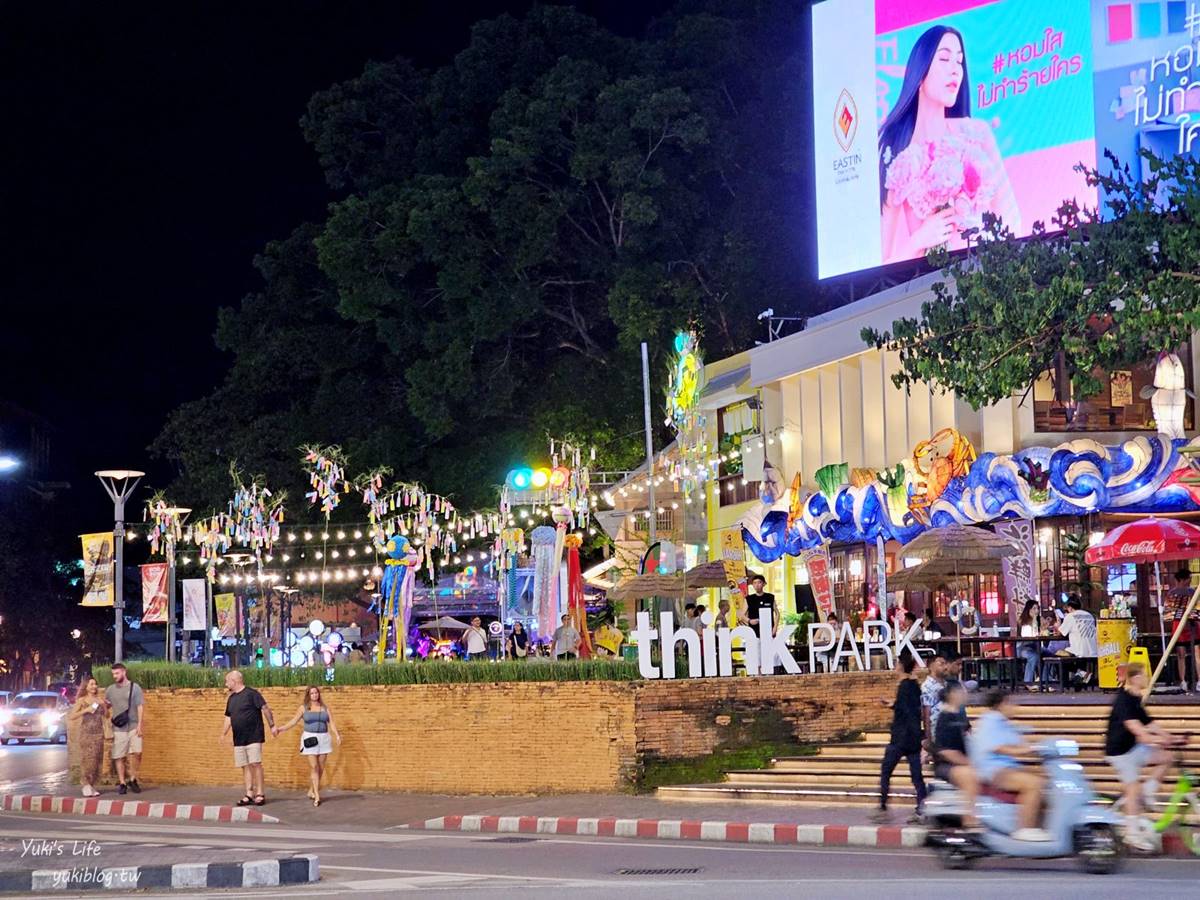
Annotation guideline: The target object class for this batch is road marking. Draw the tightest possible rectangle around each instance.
[321,864,610,885]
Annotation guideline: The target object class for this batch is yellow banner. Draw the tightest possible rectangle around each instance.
[80,532,114,607]
[721,530,748,618]
[215,592,237,637]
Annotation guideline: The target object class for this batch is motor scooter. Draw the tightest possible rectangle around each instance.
[924,739,1123,874]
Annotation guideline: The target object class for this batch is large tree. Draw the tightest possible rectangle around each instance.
[154,2,806,511]
[862,153,1200,408]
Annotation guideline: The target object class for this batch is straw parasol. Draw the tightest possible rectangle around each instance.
[900,523,1020,561]
[607,573,704,602]
[887,557,1004,591]
[417,615,472,632]
[683,559,733,588]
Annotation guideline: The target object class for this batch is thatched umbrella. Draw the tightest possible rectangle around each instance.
[900,523,1021,561]
[684,559,733,588]
[887,557,1003,591]
[608,573,704,602]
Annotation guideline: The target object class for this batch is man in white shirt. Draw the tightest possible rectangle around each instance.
[462,617,488,660]
[1058,598,1098,658]
[552,614,581,660]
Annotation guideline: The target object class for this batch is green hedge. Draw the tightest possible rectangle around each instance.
[92,659,642,689]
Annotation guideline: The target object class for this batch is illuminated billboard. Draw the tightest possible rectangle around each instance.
[812,0,1200,278]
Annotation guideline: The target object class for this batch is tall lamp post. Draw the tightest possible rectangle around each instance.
[95,470,145,663]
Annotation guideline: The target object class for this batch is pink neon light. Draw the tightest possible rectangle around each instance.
[875,1,999,34]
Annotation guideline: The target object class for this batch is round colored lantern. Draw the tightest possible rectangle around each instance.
[531,468,550,489]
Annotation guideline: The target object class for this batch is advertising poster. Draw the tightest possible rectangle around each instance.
[803,546,836,621]
[812,0,1200,278]
[79,532,114,607]
[140,563,169,624]
[720,529,749,615]
[214,592,237,638]
[181,578,207,632]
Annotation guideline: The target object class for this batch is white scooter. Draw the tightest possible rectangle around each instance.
[924,740,1124,874]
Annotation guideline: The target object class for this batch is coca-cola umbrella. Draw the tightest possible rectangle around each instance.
[1084,516,1200,685]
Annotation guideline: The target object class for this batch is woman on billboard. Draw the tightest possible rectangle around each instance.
[878,25,1019,264]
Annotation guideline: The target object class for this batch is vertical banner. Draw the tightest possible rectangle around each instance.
[79,533,115,607]
[181,578,207,632]
[215,593,237,638]
[803,545,835,621]
[996,518,1037,630]
[720,529,748,616]
[140,563,169,623]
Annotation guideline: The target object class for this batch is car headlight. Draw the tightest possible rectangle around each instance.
[40,712,61,728]
[0,710,11,725]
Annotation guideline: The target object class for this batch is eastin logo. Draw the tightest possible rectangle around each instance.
[834,89,857,152]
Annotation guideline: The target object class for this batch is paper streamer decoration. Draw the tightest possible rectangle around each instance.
[301,444,348,518]
[140,563,169,624]
[80,533,115,607]
[530,526,558,640]
[564,533,592,658]
[181,579,207,631]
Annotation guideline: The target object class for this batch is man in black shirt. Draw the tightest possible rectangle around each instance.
[746,575,776,634]
[932,680,978,828]
[221,670,275,806]
[1105,663,1179,828]
[871,651,927,824]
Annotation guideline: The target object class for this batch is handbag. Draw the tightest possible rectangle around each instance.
[303,735,319,749]
[110,683,133,728]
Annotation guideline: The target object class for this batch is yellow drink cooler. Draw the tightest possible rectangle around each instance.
[1097,617,1135,688]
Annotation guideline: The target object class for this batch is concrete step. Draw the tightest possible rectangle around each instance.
[724,768,1130,789]
[802,748,1200,767]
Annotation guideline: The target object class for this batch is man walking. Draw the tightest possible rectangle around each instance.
[462,617,488,660]
[105,663,144,795]
[220,670,274,807]
[552,614,581,660]
[871,651,926,824]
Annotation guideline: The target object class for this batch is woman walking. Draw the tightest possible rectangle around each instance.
[277,686,341,806]
[69,677,108,797]
[507,622,530,660]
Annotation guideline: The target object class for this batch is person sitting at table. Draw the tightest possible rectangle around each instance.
[1164,567,1200,692]
[1016,599,1042,690]
[1043,596,1097,689]
[919,609,941,641]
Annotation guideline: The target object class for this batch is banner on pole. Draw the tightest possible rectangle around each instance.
[215,593,237,638]
[140,563,169,623]
[181,579,207,632]
[802,545,835,621]
[720,529,748,614]
[80,533,115,607]
[995,518,1037,629]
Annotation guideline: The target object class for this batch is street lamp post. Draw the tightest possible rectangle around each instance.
[95,470,144,663]
[162,507,191,663]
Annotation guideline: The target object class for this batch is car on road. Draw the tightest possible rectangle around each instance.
[0,691,69,744]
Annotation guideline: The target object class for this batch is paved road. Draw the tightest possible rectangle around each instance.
[0,743,67,793]
[0,812,1195,898]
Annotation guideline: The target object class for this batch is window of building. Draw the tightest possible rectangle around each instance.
[1032,344,1194,433]
[717,400,759,507]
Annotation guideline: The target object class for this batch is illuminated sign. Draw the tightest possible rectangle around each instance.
[812,0,1200,278]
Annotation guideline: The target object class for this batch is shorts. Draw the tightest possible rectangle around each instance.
[933,762,954,782]
[1169,621,1199,643]
[1106,743,1156,786]
[232,743,263,767]
[110,730,142,760]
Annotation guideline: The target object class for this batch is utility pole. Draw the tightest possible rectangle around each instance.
[640,342,656,543]
[95,470,144,663]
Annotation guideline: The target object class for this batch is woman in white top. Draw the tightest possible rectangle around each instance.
[1016,600,1042,688]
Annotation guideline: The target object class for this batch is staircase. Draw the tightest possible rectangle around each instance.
[656,702,1200,809]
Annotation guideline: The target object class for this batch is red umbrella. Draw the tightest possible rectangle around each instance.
[1084,517,1200,566]
[1085,516,1200,684]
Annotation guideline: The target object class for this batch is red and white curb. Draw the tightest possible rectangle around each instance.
[0,794,278,824]
[406,815,925,848]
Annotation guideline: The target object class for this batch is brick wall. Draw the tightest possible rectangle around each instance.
[94,672,896,793]
[634,671,897,761]
[133,682,638,794]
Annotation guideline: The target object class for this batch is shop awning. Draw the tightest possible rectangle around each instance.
[698,364,752,410]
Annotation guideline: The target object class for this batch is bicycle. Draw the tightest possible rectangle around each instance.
[1111,743,1200,855]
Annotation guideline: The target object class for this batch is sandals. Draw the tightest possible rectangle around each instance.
[313,797,321,807]
[237,795,254,806]
[253,795,266,806]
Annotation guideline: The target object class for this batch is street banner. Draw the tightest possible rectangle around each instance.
[720,529,748,616]
[215,592,237,637]
[802,545,834,621]
[996,518,1037,629]
[79,532,114,607]
[140,563,169,623]
[181,578,207,632]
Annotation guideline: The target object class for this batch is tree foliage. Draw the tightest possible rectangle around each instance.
[862,152,1200,408]
[154,2,805,512]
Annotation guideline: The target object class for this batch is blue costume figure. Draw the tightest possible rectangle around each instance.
[376,535,420,663]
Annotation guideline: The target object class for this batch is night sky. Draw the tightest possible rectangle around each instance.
[0,1,676,510]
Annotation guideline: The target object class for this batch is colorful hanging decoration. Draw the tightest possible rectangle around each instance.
[563,533,592,659]
[529,525,558,640]
[356,466,392,533]
[301,444,349,518]
[664,330,709,496]
[227,463,285,558]
[145,493,187,557]
[375,533,421,663]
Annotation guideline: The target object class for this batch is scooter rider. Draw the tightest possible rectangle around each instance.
[969,689,1051,841]
[1104,661,1182,845]
[932,679,979,828]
